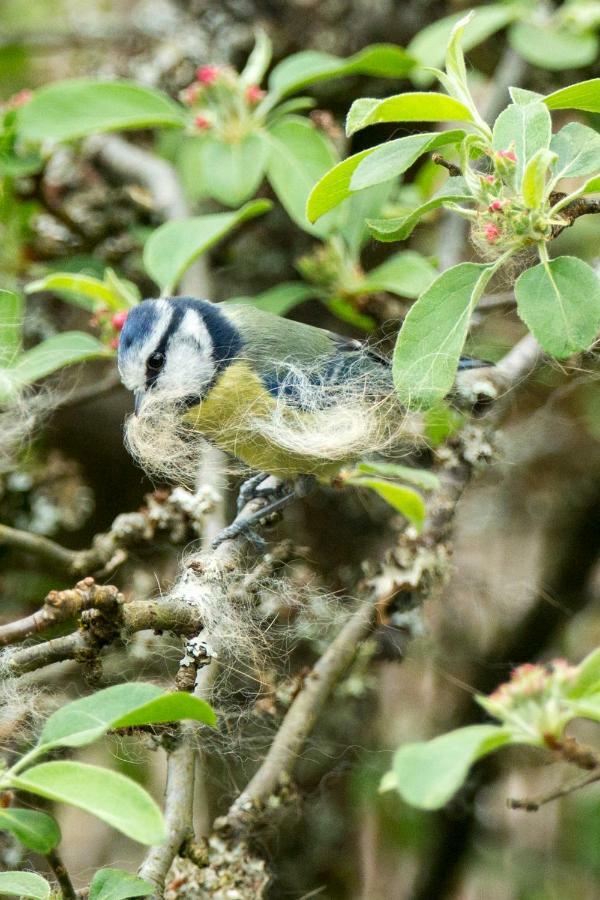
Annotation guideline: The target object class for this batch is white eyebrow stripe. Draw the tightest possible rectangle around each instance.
[180,308,214,355]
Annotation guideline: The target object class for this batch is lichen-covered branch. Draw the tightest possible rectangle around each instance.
[0,486,220,578]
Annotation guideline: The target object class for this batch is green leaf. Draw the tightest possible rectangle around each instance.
[346,93,474,136]
[522,149,557,208]
[26,273,123,312]
[408,6,516,82]
[266,116,338,236]
[13,761,166,845]
[444,12,472,93]
[391,725,512,809]
[200,133,269,207]
[38,682,216,750]
[268,44,415,98]
[514,256,600,358]
[356,461,440,491]
[568,648,600,699]
[358,251,437,299]
[337,182,394,255]
[509,87,544,105]
[17,79,186,143]
[544,78,600,113]
[350,130,465,192]
[0,872,50,900]
[89,869,154,900]
[569,695,600,722]
[0,808,60,853]
[492,101,552,186]
[392,263,493,409]
[580,174,600,194]
[550,122,600,182]
[9,332,109,390]
[144,199,271,293]
[226,283,316,316]
[0,289,23,364]
[367,176,471,242]
[325,298,375,332]
[508,21,598,71]
[423,402,465,445]
[348,477,426,531]
[240,29,272,87]
[306,147,377,223]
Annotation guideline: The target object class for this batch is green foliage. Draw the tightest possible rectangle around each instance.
[309,12,600,408]
[383,648,600,811]
[341,461,439,531]
[89,869,154,900]
[17,79,187,141]
[267,44,415,98]
[0,808,60,853]
[0,684,216,849]
[384,725,512,809]
[0,291,109,401]
[26,270,139,312]
[514,256,600,357]
[13,761,167,845]
[407,1,599,80]
[392,263,496,409]
[143,199,272,293]
[0,872,51,899]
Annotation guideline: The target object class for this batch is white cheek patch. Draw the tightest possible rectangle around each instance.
[158,310,216,397]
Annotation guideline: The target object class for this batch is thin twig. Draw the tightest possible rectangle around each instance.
[46,848,76,900]
[138,737,197,891]
[509,769,600,812]
[432,154,462,177]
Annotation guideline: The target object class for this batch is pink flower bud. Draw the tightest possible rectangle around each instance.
[182,84,202,105]
[245,84,266,104]
[194,114,212,130]
[109,337,119,350]
[498,149,516,162]
[111,311,128,331]
[484,174,496,184]
[484,223,501,243]
[489,200,504,212]
[7,89,33,109]
[196,65,219,85]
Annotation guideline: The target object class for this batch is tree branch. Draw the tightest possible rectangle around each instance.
[46,848,76,900]
[509,768,600,812]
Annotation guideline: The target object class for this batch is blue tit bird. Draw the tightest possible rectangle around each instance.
[118,296,484,542]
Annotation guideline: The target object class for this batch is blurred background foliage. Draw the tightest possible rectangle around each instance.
[1,1,600,898]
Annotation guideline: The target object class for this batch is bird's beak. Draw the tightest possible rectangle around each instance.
[134,390,144,416]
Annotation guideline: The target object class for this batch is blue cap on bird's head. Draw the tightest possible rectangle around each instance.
[117,297,242,414]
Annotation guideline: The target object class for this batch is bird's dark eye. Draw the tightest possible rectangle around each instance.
[147,351,165,371]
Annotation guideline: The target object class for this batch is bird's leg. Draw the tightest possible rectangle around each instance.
[236,471,270,513]
[212,475,317,549]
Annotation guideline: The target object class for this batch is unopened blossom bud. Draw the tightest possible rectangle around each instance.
[111,311,128,331]
[194,114,212,130]
[182,84,202,105]
[7,89,33,108]
[484,174,496,184]
[498,149,516,162]
[489,200,505,212]
[245,84,266,104]
[196,65,219,85]
[484,222,501,242]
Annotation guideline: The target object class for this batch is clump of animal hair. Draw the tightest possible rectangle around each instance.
[126,351,422,485]
[245,355,420,468]
[125,387,212,487]
[0,387,54,476]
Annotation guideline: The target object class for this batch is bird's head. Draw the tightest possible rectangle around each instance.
[118,297,242,413]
